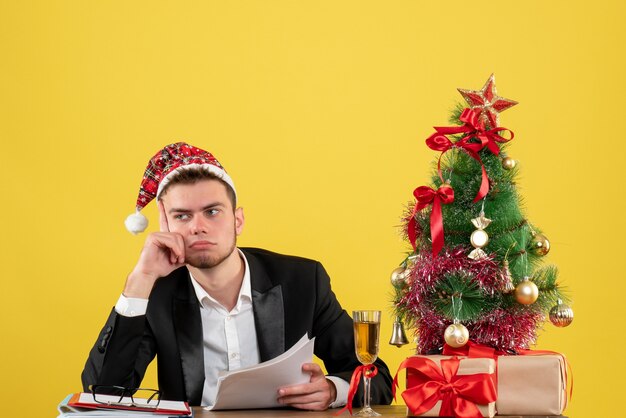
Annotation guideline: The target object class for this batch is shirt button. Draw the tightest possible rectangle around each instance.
[226,316,231,321]
[129,310,136,316]
[231,353,238,359]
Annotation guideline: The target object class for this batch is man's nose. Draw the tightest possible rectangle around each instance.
[189,215,209,234]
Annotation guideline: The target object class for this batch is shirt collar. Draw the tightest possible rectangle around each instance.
[189,249,252,312]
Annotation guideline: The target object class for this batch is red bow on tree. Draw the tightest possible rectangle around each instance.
[407,184,454,256]
[393,356,497,418]
[425,108,514,202]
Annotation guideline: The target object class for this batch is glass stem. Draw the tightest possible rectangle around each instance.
[363,372,372,410]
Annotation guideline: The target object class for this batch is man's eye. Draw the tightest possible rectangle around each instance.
[174,214,191,221]
[205,209,220,216]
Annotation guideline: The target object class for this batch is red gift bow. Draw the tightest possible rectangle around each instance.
[393,356,497,418]
[442,341,504,388]
[443,341,573,405]
[335,364,378,416]
[425,108,514,203]
[408,184,454,256]
[442,340,503,358]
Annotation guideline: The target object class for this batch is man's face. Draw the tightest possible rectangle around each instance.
[160,179,243,269]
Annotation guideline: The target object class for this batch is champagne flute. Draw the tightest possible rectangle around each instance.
[352,310,381,417]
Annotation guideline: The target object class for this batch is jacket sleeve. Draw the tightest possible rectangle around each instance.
[81,308,157,391]
[310,262,393,406]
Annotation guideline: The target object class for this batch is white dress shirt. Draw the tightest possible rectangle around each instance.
[115,250,348,407]
[188,253,260,406]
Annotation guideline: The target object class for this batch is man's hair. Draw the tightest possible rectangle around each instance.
[158,167,237,209]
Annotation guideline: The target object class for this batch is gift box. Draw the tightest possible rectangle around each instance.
[401,355,497,417]
[496,354,568,416]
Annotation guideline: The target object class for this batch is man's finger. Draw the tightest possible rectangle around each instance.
[278,391,327,412]
[277,363,334,411]
[278,384,309,397]
[302,363,325,379]
[162,233,184,264]
[149,232,185,265]
[277,392,321,407]
[158,200,169,232]
[173,233,185,264]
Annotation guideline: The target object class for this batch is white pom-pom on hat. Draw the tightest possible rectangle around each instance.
[125,211,149,234]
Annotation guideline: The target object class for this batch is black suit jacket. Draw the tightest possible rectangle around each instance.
[82,248,393,406]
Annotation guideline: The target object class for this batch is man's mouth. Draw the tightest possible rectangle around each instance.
[189,240,216,249]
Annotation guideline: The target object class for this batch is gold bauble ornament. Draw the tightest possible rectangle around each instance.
[530,232,550,256]
[502,156,516,170]
[549,300,574,327]
[390,267,408,287]
[515,277,539,305]
[444,322,469,348]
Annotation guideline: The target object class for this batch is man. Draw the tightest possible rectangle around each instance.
[81,143,393,410]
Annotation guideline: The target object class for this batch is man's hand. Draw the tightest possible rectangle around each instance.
[277,363,337,411]
[123,201,186,298]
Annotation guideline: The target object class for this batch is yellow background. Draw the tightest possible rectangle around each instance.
[1,1,623,417]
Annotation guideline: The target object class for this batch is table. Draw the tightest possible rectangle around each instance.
[192,405,567,417]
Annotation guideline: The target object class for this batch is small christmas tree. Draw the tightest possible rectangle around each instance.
[390,75,573,354]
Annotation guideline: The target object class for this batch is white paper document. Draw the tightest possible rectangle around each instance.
[203,334,315,410]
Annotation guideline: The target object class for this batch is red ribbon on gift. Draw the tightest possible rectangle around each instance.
[335,364,378,416]
[425,108,514,202]
[407,184,454,256]
[393,356,497,418]
[443,340,504,358]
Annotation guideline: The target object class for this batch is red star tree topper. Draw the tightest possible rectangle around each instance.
[457,73,518,129]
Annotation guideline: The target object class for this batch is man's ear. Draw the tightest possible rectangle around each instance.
[235,207,245,235]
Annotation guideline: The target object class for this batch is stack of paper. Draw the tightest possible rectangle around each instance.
[205,334,315,410]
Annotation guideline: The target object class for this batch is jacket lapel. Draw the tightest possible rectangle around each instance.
[245,250,285,361]
[173,270,205,405]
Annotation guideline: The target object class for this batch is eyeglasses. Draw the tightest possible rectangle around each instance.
[89,385,161,410]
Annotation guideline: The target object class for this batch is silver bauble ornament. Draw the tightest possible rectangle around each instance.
[549,300,574,327]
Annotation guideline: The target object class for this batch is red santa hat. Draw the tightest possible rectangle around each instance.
[124,142,236,234]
